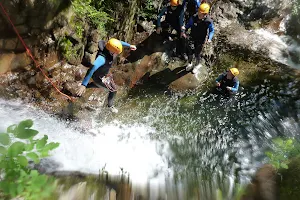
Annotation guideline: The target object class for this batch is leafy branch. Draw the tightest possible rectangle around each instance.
[265,138,295,170]
[0,120,59,199]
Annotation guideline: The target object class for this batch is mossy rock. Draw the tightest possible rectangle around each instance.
[278,155,300,200]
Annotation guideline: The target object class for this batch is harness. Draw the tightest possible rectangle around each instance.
[101,75,117,92]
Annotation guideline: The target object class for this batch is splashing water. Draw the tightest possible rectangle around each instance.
[0,99,170,185]
[254,29,300,69]
[0,72,299,199]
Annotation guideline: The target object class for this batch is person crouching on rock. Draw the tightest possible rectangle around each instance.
[76,38,137,113]
[156,0,186,59]
[215,68,240,95]
[182,3,214,71]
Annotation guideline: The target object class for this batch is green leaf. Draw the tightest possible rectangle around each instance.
[32,175,48,188]
[8,182,18,197]
[25,143,34,151]
[17,156,28,167]
[18,119,33,129]
[280,163,289,169]
[30,170,39,177]
[265,151,273,158]
[0,146,7,155]
[26,152,40,164]
[17,184,24,194]
[0,181,10,193]
[286,139,293,146]
[0,133,10,145]
[8,142,25,157]
[40,150,49,158]
[16,129,38,139]
[44,142,60,151]
[274,162,280,169]
[36,135,48,149]
[273,138,284,147]
[7,124,17,133]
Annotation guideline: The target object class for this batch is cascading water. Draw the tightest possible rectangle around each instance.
[0,99,170,185]
[253,14,300,69]
[1,69,299,199]
[254,28,300,69]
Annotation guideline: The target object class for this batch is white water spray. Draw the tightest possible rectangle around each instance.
[254,28,300,69]
[0,99,170,184]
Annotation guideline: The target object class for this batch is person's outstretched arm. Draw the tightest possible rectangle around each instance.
[120,40,137,51]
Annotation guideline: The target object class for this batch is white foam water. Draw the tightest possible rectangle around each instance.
[254,29,300,69]
[0,99,170,184]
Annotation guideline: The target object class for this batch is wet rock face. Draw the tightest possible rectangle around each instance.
[221,0,290,23]
[0,53,32,74]
[242,164,278,200]
[113,33,206,92]
[209,0,294,68]
[278,156,300,199]
[0,0,71,38]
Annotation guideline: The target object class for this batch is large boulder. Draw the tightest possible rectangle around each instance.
[241,164,278,200]
[0,0,72,37]
[0,52,32,74]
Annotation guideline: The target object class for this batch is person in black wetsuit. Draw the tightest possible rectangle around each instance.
[215,67,240,96]
[76,38,137,113]
[156,0,186,59]
[182,0,201,20]
[182,3,214,71]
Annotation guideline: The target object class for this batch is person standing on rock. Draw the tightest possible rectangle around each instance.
[215,68,240,95]
[76,38,137,113]
[182,0,201,20]
[182,3,214,71]
[156,0,186,59]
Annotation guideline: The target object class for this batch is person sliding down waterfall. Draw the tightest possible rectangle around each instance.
[181,3,214,72]
[215,67,240,96]
[76,38,137,113]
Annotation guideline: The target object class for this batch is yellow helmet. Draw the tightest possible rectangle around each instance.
[199,3,210,14]
[106,38,123,54]
[170,0,179,6]
[230,68,239,76]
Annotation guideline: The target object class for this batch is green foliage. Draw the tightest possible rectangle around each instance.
[72,0,113,35]
[265,138,296,170]
[58,37,76,60]
[139,0,157,20]
[292,0,300,15]
[74,21,85,39]
[0,120,59,200]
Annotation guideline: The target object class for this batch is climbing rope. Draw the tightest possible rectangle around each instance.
[0,2,74,102]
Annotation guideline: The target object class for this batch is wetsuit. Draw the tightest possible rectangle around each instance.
[216,72,239,95]
[182,0,201,19]
[157,5,185,55]
[81,40,130,107]
[184,14,214,64]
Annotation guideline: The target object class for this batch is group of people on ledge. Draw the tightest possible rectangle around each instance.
[76,0,240,113]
